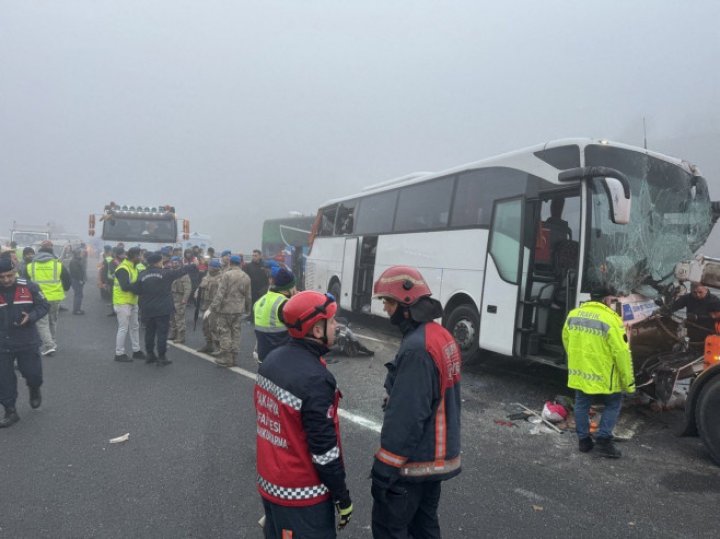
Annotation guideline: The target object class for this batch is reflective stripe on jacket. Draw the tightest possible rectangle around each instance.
[28,259,65,301]
[374,321,462,482]
[113,259,138,305]
[255,339,348,507]
[562,300,635,394]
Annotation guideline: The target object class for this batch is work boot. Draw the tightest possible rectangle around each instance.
[146,352,158,364]
[578,437,594,453]
[114,354,132,362]
[196,344,214,354]
[132,351,147,360]
[157,355,172,366]
[595,437,622,458]
[0,408,20,428]
[29,386,42,409]
[214,354,233,368]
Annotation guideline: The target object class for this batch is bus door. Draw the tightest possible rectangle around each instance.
[479,198,524,356]
[521,190,581,361]
[340,237,358,311]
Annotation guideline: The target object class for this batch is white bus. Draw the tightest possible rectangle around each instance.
[305,138,717,364]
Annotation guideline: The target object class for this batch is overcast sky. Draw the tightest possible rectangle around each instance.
[2,1,719,252]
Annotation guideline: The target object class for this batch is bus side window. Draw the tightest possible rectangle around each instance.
[319,206,338,236]
[335,203,356,235]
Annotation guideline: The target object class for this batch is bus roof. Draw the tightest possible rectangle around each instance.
[319,138,695,207]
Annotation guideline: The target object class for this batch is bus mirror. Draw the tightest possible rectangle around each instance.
[603,177,632,224]
[558,166,631,224]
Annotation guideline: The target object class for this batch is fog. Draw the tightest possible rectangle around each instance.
[2,1,719,253]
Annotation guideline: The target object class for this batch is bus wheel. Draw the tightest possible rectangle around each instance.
[446,304,480,361]
[696,374,720,466]
[329,281,341,310]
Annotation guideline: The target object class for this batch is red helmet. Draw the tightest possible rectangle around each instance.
[281,290,338,338]
[373,266,432,305]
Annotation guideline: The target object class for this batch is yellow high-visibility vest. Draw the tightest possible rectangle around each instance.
[113,259,138,305]
[28,259,65,301]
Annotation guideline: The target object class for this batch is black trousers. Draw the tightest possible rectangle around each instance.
[371,480,442,539]
[0,348,43,410]
[262,498,335,539]
[144,315,170,357]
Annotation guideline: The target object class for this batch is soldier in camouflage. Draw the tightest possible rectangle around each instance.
[168,256,192,344]
[196,258,222,354]
[206,255,251,367]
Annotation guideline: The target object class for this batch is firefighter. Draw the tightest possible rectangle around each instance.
[255,290,352,538]
[562,285,635,458]
[253,266,297,363]
[0,257,49,427]
[371,266,462,539]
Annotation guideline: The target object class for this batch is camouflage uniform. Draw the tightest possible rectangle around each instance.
[197,271,221,353]
[169,273,192,343]
[209,266,251,366]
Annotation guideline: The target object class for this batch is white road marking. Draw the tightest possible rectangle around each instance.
[170,342,383,433]
[350,332,392,344]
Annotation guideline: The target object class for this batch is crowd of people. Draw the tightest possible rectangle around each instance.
[3,234,684,537]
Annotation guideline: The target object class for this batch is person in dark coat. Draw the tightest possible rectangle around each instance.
[244,250,270,321]
[135,252,197,365]
[0,257,50,428]
[68,248,88,315]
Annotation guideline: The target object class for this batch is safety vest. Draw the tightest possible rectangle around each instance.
[105,256,114,280]
[253,290,288,333]
[562,301,636,394]
[136,262,146,273]
[113,259,139,305]
[28,259,65,301]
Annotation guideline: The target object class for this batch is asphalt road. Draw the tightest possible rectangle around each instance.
[2,280,719,538]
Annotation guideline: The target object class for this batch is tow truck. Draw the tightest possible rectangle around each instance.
[623,255,720,465]
[89,203,190,248]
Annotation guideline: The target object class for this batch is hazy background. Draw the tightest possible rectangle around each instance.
[2,1,719,253]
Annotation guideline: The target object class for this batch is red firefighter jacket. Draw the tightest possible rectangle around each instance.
[255,339,349,507]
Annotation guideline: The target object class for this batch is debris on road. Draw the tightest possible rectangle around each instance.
[512,402,564,434]
[532,505,544,512]
[109,433,130,444]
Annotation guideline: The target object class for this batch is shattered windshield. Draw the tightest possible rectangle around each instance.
[583,145,713,294]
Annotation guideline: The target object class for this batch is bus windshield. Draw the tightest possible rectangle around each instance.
[102,217,177,243]
[584,145,712,293]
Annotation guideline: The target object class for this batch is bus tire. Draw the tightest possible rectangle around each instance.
[696,374,720,466]
[445,304,480,362]
[329,281,342,311]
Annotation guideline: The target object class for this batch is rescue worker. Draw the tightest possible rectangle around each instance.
[135,252,197,365]
[0,257,49,427]
[28,240,71,357]
[196,258,222,354]
[113,247,145,362]
[562,285,635,458]
[255,290,353,537]
[253,267,297,363]
[665,283,720,349]
[371,265,462,539]
[99,245,114,300]
[168,256,192,344]
[106,246,125,317]
[206,255,251,367]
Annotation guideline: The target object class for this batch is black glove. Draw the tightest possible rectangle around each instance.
[687,313,699,322]
[335,493,353,531]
